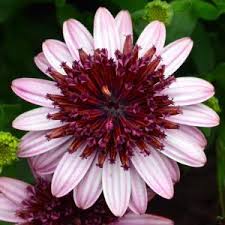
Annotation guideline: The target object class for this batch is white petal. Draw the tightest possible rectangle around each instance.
[102,155,131,216]
[51,146,95,197]
[131,148,174,199]
[11,78,61,107]
[0,177,29,205]
[94,7,121,58]
[116,213,174,225]
[73,156,102,209]
[162,128,206,167]
[137,21,166,57]
[129,165,148,214]
[19,130,71,157]
[167,103,220,127]
[63,19,93,59]
[158,154,180,183]
[12,107,63,131]
[161,38,193,77]
[161,77,214,106]
[29,139,72,175]
[42,39,73,74]
[115,10,133,47]
[178,125,207,148]
[34,52,52,77]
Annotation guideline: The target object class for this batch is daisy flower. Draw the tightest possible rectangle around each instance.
[0,177,173,225]
[12,7,219,216]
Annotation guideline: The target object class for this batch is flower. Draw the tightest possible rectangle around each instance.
[0,177,173,225]
[0,131,18,172]
[12,7,219,216]
[144,0,174,25]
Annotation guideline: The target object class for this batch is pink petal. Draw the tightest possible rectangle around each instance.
[179,125,207,148]
[0,210,24,223]
[161,37,193,77]
[51,146,95,197]
[129,165,147,214]
[158,155,180,183]
[0,194,20,211]
[0,177,29,205]
[34,52,52,77]
[115,10,133,46]
[162,128,206,167]
[63,19,93,59]
[11,78,61,108]
[136,21,166,57]
[131,148,174,199]
[116,213,174,225]
[167,103,220,127]
[42,39,73,74]
[29,139,72,175]
[161,77,214,106]
[94,7,121,58]
[147,189,156,201]
[19,131,71,157]
[12,107,63,131]
[102,155,131,217]
[73,156,102,209]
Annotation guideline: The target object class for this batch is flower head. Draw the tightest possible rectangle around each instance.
[144,0,173,25]
[0,177,173,225]
[0,131,18,171]
[12,7,219,216]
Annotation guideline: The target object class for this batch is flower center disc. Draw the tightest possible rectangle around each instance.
[47,35,180,169]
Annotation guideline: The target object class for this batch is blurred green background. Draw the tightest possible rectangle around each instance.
[0,0,225,224]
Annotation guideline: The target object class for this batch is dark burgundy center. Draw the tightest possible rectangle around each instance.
[46,35,180,169]
[16,179,117,225]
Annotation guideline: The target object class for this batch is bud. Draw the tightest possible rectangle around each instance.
[206,96,221,113]
[144,0,173,25]
[0,131,18,171]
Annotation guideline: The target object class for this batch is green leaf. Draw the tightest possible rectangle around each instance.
[192,0,219,21]
[0,104,22,132]
[192,23,215,74]
[167,0,197,42]
[56,3,82,25]
[110,0,146,12]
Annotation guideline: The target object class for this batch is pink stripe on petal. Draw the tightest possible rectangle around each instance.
[158,155,180,183]
[102,155,131,217]
[178,125,207,148]
[29,139,72,175]
[11,78,61,108]
[63,19,93,59]
[42,39,73,74]
[137,21,166,57]
[0,177,30,205]
[94,7,121,58]
[12,107,63,131]
[167,103,220,127]
[161,37,193,77]
[19,130,71,157]
[51,146,95,197]
[163,129,206,167]
[131,148,174,199]
[129,165,147,214]
[161,77,214,106]
[73,156,102,209]
[115,10,133,47]
[116,213,174,225]
[34,52,52,77]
